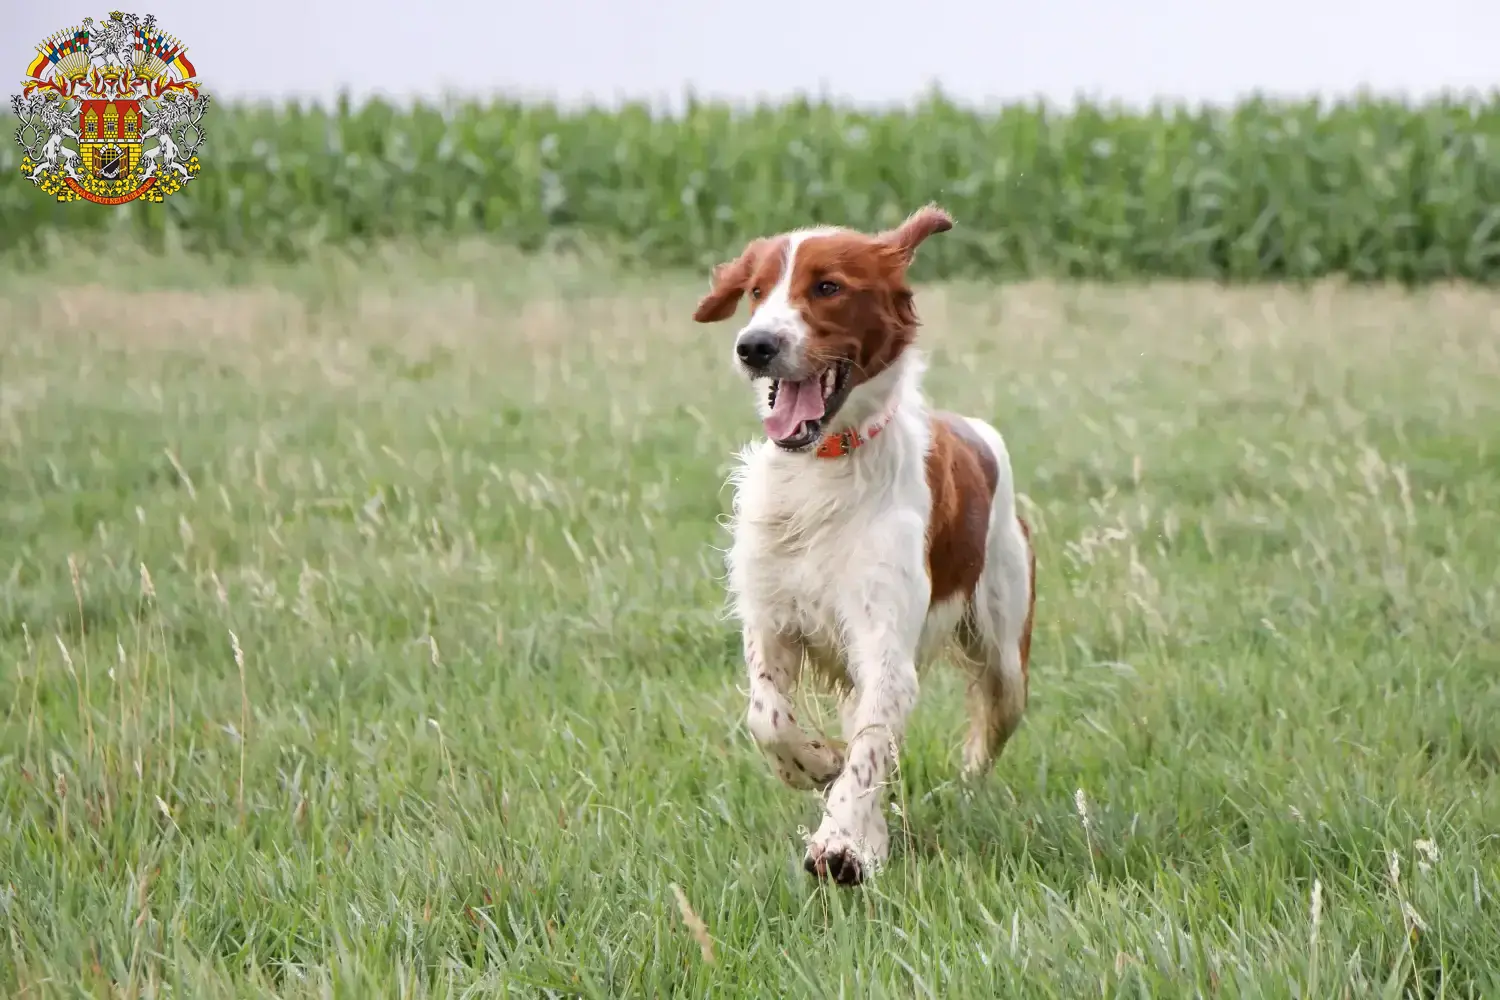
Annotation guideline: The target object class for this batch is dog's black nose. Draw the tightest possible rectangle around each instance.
[736,330,781,371]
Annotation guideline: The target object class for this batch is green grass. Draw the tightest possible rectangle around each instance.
[6,91,1500,282]
[2,242,1499,996]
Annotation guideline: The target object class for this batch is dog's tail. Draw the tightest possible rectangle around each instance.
[1016,515,1037,693]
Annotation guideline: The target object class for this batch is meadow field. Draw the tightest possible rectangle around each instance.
[2,236,1498,996]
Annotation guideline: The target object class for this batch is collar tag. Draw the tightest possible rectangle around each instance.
[815,404,899,459]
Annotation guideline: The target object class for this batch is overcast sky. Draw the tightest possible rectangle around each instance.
[6,0,1498,109]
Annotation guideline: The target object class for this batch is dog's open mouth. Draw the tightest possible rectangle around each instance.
[763,359,854,451]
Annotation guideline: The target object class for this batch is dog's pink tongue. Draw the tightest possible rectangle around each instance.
[764,378,826,441]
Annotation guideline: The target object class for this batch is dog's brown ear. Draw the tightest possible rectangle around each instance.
[881,204,954,264]
[693,239,766,323]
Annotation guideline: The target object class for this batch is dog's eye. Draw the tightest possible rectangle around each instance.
[750,287,762,299]
[814,280,840,298]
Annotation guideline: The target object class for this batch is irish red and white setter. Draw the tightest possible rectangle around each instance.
[693,205,1037,885]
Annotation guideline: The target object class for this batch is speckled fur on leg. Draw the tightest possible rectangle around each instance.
[803,583,926,885]
[743,627,845,790]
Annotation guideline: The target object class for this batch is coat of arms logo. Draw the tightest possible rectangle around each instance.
[11,11,208,205]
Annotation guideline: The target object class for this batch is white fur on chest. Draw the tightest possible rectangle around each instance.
[724,355,956,677]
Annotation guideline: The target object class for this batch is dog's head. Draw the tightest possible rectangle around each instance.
[692,205,953,452]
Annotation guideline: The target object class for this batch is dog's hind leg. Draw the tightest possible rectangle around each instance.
[743,625,846,790]
[959,514,1035,779]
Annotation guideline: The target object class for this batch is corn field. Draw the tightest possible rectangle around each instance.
[5,92,1500,282]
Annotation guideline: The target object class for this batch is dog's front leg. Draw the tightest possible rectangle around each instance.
[743,624,846,790]
[804,551,928,885]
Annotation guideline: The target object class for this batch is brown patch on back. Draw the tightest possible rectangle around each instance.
[939,412,998,494]
[1016,515,1037,690]
[925,413,999,605]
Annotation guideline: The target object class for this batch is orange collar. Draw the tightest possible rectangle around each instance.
[814,405,898,458]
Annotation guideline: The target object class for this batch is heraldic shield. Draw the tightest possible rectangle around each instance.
[78,98,144,183]
[12,11,209,205]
